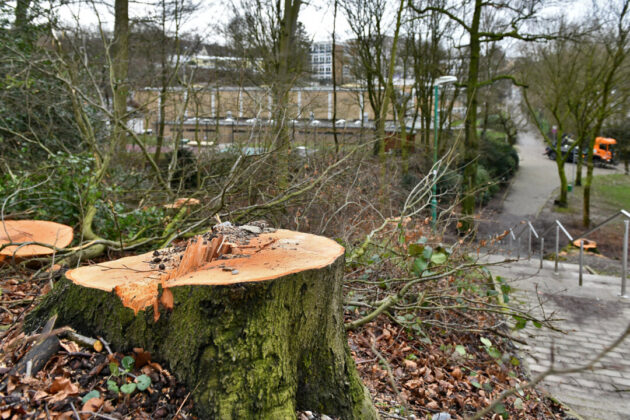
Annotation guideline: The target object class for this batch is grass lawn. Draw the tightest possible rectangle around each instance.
[554,173,630,216]
[544,172,629,265]
[592,173,630,210]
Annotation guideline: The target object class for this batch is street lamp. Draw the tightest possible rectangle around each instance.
[431,75,457,229]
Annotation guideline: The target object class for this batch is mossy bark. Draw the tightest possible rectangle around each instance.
[26,256,376,420]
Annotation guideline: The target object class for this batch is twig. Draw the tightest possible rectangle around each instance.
[370,341,410,416]
[25,360,33,378]
[78,412,119,420]
[97,336,113,355]
[65,351,94,358]
[69,402,80,420]
[378,411,408,420]
[174,383,199,418]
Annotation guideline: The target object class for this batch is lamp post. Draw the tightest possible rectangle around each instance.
[431,75,457,229]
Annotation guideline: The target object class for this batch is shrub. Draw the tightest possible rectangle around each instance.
[475,165,500,205]
[479,135,519,183]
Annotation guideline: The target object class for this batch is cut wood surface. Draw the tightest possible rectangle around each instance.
[163,197,201,209]
[66,227,345,314]
[0,220,73,260]
[28,225,376,419]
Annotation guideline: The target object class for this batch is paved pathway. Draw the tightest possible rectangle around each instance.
[478,126,619,235]
[483,254,630,420]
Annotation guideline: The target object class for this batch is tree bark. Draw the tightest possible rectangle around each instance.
[14,0,31,31]
[460,0,482,230]
[26,251,376,419]
[111,0,129,148]
[555,157,568,207]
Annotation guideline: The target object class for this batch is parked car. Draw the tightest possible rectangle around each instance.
[544,135,579,163]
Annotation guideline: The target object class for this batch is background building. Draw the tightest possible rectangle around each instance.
[309,41,352,84]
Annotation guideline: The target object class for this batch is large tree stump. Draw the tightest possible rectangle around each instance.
[26,226,377,419]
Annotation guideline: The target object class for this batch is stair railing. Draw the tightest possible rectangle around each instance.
[499,210,630,298]
[509,221,539,260]
[571,210,630,297]
[539,220,574,275]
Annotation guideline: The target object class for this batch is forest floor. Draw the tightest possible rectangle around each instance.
[0,247,571,420]
[343,261,569,420]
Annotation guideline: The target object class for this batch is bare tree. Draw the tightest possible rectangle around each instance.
[228,0,308,188]
[520,20,583,207]
[410,0,547,230]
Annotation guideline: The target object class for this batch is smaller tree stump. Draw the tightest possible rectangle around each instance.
[27,226,377,419]
[0,220,73,263]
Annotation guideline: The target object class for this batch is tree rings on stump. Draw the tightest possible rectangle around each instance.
[27,226,377,419]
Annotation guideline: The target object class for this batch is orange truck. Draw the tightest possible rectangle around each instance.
[593,137,617,164]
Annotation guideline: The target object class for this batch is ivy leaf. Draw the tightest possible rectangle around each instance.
[109,363,120,377]
[408,243,425,257]
[120,383,137,394]
[513,316,527,330]
[494,402,507,414]
[136,374,151,391]
[81,390,100,404]
[412,257,428,276]
[107,380,119,393]
[487,347,502,359]
[480,337,492,347]
[121,356,135,371]
[422,246,433,260]
[430,252,447,265]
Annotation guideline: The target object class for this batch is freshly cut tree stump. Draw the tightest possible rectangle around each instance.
[27,225,377,419]
[0,220,73,263]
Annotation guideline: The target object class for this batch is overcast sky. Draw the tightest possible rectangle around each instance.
[54,0,353,43]
[54,0,590,45]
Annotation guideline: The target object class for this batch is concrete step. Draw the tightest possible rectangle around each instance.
[480,252,630,420]
[479,253,628,299]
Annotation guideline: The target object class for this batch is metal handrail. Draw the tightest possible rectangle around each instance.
[540,219,573,241]
[498,209,629,298]
[572,210,630,295]
[511,221,540,260]
[515,221,539,240]
[577,209,630,239]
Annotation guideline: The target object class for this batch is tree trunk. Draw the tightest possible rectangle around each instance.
[111,0,129,148]
[575,141,583,186]
[14,0,31,30]
[583,154,594,227]
[26,229,377,420]
[555,158,568,207]
[460,0,482,230]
